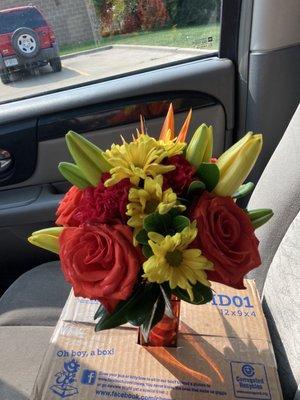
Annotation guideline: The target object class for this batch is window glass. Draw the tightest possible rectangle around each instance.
[0,9,46,34]
[0,0,221,104]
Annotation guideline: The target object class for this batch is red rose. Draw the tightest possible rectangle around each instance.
[56,186,84,227]
[163,155,196,195]
[59,224,142,312]
[190,191,261,289]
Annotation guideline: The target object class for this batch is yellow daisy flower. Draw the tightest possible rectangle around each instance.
[156,130,187,158]
[127,175,185,237]
[104,134,175,187]
[143,223,213,301]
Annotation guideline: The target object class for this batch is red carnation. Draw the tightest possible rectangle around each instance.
[56,173,132,226]
[190,191,261,289]
[163,155,196,195]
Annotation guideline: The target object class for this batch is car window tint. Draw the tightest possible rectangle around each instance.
[0,9,46,34]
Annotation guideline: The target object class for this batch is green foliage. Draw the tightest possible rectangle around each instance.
[94,304,107,320]
[247,209,274,229]
[140,293,166,342]
[160,283,173,317]
[233,182,255,199]
[197,162,220,191]
[136,211,191,260]
[143,212,172,235]
[142,244,154,258]
[143,211,190,238]
[164,0,179,25]
[94,0,220,37]
[175,0,221,27]
[92,0,106,11]
[94,282,168,340]
[173,281,213,305]
[135,229,149,245]
[127,284,161,326]
[172,215,190,232]
[95,283,161,331]
[187,180,206,197]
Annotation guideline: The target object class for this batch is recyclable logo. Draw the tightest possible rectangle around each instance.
[50,358,80,398]
[230,361,271,399]
[242,364,255,377]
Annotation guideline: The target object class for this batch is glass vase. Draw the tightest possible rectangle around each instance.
[139,296,181,347]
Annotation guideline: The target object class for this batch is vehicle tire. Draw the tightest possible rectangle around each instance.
[11,27,40,58]
[0,70,10,84]
[50,57,62,72]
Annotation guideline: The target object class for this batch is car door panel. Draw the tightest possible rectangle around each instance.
[2,103,225,190]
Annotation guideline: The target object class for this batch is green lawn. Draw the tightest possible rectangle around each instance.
[60,24,220,56]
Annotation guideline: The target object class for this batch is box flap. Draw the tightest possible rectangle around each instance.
[180,280,271,342]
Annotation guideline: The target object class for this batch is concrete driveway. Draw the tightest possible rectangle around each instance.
[0,45,210,104]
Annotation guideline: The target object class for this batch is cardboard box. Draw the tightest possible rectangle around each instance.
[31,280,283,399]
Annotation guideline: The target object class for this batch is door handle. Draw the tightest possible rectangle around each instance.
[0,149,13,174]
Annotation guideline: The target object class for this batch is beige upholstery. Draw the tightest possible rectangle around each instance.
[247,103,300,294]
[262,212,300,399]
[247,104,300,399]
[0,326,54,400]
[0,262,70,326]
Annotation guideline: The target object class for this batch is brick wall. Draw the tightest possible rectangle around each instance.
[0,0,100,45]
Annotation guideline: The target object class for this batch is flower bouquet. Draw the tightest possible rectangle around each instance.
[29,104,273,347]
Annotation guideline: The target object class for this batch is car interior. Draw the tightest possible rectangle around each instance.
[0,0,299,399]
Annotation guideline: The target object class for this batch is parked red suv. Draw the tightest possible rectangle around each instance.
[0,6,62,84]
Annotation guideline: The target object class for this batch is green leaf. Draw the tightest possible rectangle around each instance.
[143,212,172,234]
[144,212,192,238]
[177,197,191,207]
[159,284,173,318]
[140,294,165,343]
[187,180,206,197]
[233,182,255,199]
[247,208,274,229]
[173,282,213,305]
[251,215,273,229]
[95,286,144,332]
[94,304,108,321]
[197,163,220,191]
[142,245,154,258]
[126,284,160,326]
[172,215,190,232]
[248,208,273,220]
[135,229,149,245]
[168,208,180,218]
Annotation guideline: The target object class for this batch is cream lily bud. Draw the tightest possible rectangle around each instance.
[214,133,263,197]
[58,162,91,189]
[186,124,213,167]
[66,131,112,187]
[28,227,63,254]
